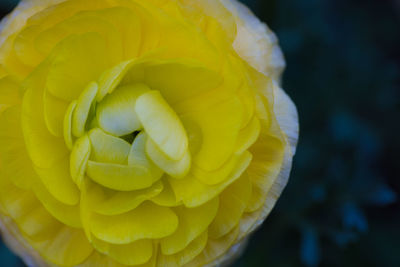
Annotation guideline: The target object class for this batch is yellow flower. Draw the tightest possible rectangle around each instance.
[0,0,299,266]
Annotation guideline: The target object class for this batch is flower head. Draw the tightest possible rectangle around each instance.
[0,0,298,266]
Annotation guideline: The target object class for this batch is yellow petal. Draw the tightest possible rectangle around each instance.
[43,89,68,137]
[0,180,60,242]
[13,25,44,66]
[177,96,243,171]
[33,181,81,228]
[235,116,261,154]
[46,32,110,101]
[237,210,262,241]
[158,231,208,267]
[70,135,91,189]
[63,100,77,149]
[93,181,163,216]
[34,226,93,266]
[97,83,149,136]
[209,174,252,239]
[151,179,181,207]
[107,1,160,56]
[97,7,142,59]
[142,60,222,104]
[201,16,232,52]
[79,178,98,241]
[169,151,252,207]
[160,198,219,255]
[146,137,191,179]
[35,10,122,63]
[187,227,239,267]
[179,0,237,43]
[34,156,80,206]
[27,0,111,25]
[90,202,178,244]
[72,82,98,137]
[97,60,135,101]
[0,105,36,190]
[135,90,188,161]
[86,161,158,191]
[92,237,153,266]
[19,206,62,242]
[191,152,244,185]
[180,116,203,156]
[128,132,164,180]
[22,86,69,169]
[0,75,21,106]
[144,8,221,71]
[1,34,32,78]
[237,82,256,129]
[79,248,158,267]
[246,128,284,212]
[88,128,131,164]
[0,65,6,78]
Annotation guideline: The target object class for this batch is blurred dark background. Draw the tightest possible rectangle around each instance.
[1,0,399,266]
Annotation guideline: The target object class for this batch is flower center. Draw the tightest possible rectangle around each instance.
[65,62,191,191]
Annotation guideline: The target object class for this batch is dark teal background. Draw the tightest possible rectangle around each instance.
[1,0,399,266]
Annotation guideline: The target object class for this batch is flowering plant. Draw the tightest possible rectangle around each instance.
[0,0,298,266]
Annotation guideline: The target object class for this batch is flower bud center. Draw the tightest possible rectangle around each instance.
[65,63,191,191]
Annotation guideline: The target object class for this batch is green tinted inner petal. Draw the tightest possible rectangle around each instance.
[146,137,191,179]
[96,83,150,136]
[128,132,164,180]
[96,60,135,101]
[70,135,91,189]
[63,100,77,150]
[72,82,98,138]
[135,90,189,161]
[88,128,131,165]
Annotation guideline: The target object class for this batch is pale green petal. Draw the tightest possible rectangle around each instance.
[88,128,130,164]
[135,90,188,161]
[97,83,149,136]
[72,82,98,137]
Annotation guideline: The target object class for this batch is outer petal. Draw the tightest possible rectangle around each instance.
[221,0,286,82]
[253,83,299,225]
[272,84,299,155]
[210,71,299,267]
[0,0,66,45]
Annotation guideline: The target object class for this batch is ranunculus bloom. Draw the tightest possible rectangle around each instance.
[0,0,298,266]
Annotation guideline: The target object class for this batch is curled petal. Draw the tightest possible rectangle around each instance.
[88,128,131,165]
[63,100,77,149]
[146,137,191,179]
[70,135,91,189]
[97,83,149,136]
[135,90,189,161]
[72,82,98,138]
